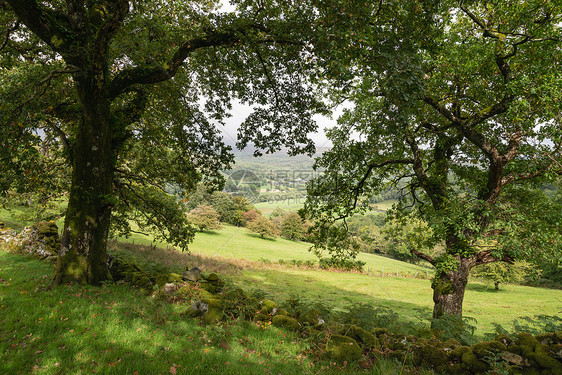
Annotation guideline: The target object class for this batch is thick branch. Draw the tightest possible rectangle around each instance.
[472,250,514,267]
[6,0,73,54]
[93,0,129,57]
[410,248,435,265]
[108,30,241,99]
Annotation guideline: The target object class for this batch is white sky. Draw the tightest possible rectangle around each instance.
[217,1,335,151]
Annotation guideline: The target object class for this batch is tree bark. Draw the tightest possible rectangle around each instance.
[431,258,471,319]
[52,75,115,285]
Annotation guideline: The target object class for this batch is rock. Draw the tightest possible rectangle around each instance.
[182,267,201,282]
[326,335,362,362]
[260,299,278,314]
[516,332,540,352]
[449,345,471,361]
[163,283,178,294]
[206,273,219,282]
[461,351,489,373]
[4,222,61,258]
[341,325,379,348]
[471,340,507,358]
[275,308,289,316]
[168,273,182,282]
[501,351,525,366]
[272,315,300,331]
[300,309,323,326]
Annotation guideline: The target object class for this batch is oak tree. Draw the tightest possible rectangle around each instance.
[1,0,325,285]
[305,1,562,318]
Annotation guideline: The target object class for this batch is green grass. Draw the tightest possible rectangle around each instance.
[116,224,561,337]
[120,224,433,277]
[228,268,562,336]
[0,249,436,375]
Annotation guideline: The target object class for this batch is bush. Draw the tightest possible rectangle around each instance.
[186,204,221,231]
[246,215,279,239]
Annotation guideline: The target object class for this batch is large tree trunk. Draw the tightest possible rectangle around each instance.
[52,77,115,285]
[431,258,471,319]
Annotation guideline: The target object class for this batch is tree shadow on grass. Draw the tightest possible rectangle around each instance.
[0,251,326,375]
[466,283,503,293]
[244,233,277,242]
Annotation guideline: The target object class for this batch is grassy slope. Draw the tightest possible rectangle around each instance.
[4,206,560,338]
[116,224,562,336]
[0,251,306,374]
[1,249,435,375]
[186,225,433,276]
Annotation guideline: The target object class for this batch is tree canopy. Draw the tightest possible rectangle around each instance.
[304,1,562,318]
[1,0,327,284]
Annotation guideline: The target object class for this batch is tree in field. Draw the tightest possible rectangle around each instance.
[305,1,562,319]
[186,184,254,226]
[186,204,221,232]
[281,211,305,240]
[1,0,325,285]
[241,209,261,226]
[471,261,534,291]
[247,215,279,239]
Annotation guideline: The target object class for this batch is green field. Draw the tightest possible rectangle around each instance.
[3,207,561,338]
[113,224,562,336]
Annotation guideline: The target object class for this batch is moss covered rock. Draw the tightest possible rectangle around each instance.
[527,346,562,372]
[300,309,323,326]
[326,335,362,362]
[517,332,540,351]
[341,325,379,348]
[272,315,300,331]
[471,340,507,358]
[260,299,278,314]
[449,345,471,361]
[254,313,270,322]
[461,350,489,373]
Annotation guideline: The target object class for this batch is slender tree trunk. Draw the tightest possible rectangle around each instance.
[52,77,115,285]
[431,258,471,319]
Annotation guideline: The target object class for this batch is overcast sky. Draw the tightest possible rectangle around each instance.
[216,1,335,151]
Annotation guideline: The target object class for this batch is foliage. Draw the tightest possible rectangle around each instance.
[471,261,536,290]
[186,204,221,232]
[246,215,279,239]
[241,209,261,226]
[187,183,255,226]
[1,0,329,284]
[382,215,435,264]
[280,211,306,241]
[430,314,478,346]
[490,315,562,338]
[304,1,562,317]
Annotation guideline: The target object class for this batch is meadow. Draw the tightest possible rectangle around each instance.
[112,224,561,336]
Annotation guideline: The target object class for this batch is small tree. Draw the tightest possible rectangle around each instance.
[242,209,261,226]
[186,204,221,232]
[247,216,279,239]
[471,261,535,290]
[281,212,305,240]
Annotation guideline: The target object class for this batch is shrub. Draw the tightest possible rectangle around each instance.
[186,204,221,232]
[246,215,279,239]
